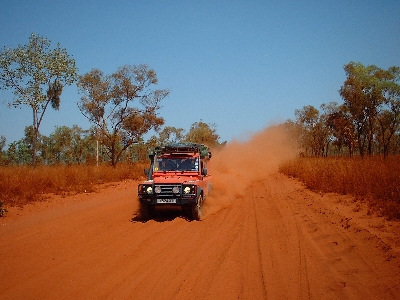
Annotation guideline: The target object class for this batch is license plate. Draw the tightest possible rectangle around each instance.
[157,199,177,204]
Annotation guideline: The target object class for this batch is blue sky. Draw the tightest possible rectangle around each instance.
[1,0,399,145]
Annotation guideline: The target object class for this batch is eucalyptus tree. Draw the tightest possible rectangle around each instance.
[324,103,356,157]
[158,126,185,145]
[0,33,78,166]
[294,105,330,156]
[340,62,400,157]
[77,65,169,166]
[375,66,400,157]
[0,135,5,152]
[184,121,220,148]
[0,135,6,165]
[340,63,370,156]
[40,125,95,164]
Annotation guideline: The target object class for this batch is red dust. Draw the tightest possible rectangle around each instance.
[203,125,297,217]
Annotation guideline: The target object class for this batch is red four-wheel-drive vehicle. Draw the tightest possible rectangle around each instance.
[138,143,212,221]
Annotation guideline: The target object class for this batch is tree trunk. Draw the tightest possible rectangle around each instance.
[32,107,38,167]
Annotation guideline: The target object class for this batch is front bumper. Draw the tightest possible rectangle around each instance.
[138,183,199,206]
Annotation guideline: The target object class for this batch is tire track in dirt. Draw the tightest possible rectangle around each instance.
[248,189,268,299]
[251,177,311,299]
[269,174,400,299]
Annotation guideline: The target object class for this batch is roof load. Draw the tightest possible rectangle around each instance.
[150,143,212,159]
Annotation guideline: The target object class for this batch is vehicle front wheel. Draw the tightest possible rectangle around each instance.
[191,195,203,221]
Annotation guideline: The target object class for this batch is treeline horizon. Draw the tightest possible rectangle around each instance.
[0,121,223,166]
[2,59,399,165]
[285,62,400,158]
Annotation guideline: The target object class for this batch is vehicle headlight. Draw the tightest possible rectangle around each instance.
[146,186,153,194]
[155,186,162,194]
[183,185,196,194]
[172,186,180,194]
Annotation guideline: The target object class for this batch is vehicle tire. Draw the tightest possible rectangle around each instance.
[140,203,153,221]
[191,194,203,221]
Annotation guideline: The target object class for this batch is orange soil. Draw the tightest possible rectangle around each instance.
[1,175,399,300]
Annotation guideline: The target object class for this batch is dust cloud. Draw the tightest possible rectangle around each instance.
[202,125,297,218]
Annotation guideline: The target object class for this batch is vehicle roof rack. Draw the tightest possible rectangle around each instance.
[151,143,211,159]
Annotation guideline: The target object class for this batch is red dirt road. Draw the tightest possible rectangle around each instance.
[1,174,400,300]
[1,127,400,299]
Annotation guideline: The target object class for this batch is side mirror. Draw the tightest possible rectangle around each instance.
[202,168,208,176]
[144,168,149,177]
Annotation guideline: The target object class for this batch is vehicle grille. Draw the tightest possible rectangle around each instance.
[155,184,181,196]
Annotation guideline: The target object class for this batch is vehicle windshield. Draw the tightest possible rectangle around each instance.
[154,157,199,172]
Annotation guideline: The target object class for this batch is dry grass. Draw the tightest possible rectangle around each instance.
[0,162,147,208]
[279,156,400,220]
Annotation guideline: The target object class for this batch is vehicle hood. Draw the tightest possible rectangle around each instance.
[150,173,201,184]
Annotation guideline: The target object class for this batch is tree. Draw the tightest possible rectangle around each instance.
[158,126,185,145]
[340,62,385,156]
[0,135,5,152]
[0,135,6,165]
[0,33,78,166]
[77,65,169,166]
[39,125,95,164]
[184,121,220,147]
[283,119,303,154]
[375,66,400,157]
[44,125,78,164]
[69,125,97,164]
[294,105,330,157]
[2,125,38,165]
[340,62,400,157]
[324,103,356,157]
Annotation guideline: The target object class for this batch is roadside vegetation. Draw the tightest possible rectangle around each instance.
[280,62,400,220]
[280,156,400,220]
[0,120,223,212]
[0,163,146,207]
